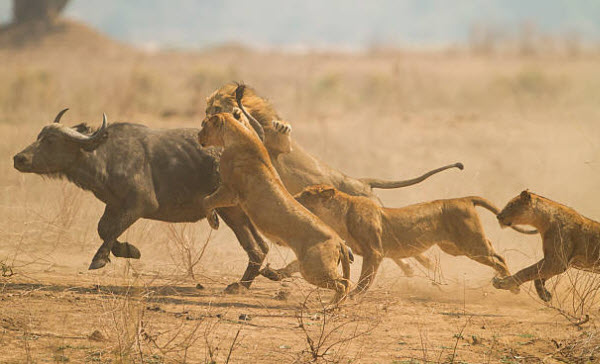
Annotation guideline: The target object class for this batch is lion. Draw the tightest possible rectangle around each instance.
[262,185,537,295]
[205,83,463,288]
[493,190,600,302]
[197,107,352,305]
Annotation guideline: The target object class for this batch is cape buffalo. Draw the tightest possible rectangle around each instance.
[13,109,269,291]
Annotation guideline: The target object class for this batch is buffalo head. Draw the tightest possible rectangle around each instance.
[13,109,108,174]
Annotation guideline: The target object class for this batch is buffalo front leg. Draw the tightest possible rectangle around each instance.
[89,205,142,270]
[217,207,269,293]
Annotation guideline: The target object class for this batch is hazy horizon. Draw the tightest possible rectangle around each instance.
[2,0,600,50]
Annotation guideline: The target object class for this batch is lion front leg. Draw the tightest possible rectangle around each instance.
[351,251,383,296]
[203,186,239,230]
[492,258,567,297]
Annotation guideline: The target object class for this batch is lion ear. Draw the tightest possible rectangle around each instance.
[520,190,531,201]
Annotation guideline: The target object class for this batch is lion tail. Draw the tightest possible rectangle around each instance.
[359,162,463,189]
[470,196,538,235]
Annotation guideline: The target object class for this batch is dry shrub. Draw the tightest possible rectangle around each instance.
[96,284,147,362]
[552,330,600,363]
[164,223,212,280]
[293,290,381,363]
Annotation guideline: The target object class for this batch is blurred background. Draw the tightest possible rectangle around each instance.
[2,0,600,50]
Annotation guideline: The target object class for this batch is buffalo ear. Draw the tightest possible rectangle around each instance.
[81,131,109,152]
[73,123,92,134]
[520,190,531,201]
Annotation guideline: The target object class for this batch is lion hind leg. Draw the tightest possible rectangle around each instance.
[393,258,415,277]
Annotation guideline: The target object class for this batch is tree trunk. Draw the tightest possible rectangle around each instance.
[13,0,70,24]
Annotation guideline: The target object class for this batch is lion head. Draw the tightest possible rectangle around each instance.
[206,83,280,128]
[206,83,292,157]
[497,190,536,227]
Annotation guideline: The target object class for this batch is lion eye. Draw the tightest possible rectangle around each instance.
[213,106,222,113]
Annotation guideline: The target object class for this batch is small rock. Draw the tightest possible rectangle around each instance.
[196,283,205,290]
[88,330,105,342]
[146,305,162,312]
[274,290,290,301]
[239,314,251,321]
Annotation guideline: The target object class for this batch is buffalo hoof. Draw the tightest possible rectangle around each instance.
[224,282,248,295]
[88,257,110,270]
[259,264,290,281]
[207,210,219,230]
[111,242,141,259]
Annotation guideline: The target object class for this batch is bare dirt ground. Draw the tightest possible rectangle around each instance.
[1,21,600,363]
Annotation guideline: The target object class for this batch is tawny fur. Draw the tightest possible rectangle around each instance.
[197,112,351,304]
[272,185,525,295]
[206,83,462,279]
[493,190,600,302]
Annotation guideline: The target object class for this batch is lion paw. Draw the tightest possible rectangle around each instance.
[224,282,248,295]
[271,120,292,134]
[492,276,520,293]
[259,264,292,281]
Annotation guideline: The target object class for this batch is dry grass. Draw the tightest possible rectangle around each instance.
[0,21,599,362]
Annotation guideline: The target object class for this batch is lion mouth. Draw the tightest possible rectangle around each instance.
[496,215,511,227]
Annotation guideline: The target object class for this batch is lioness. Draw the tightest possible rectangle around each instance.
[265,185,536,295]
[493,190,600,302]
[206,83,463,288]
[197,109,352,304]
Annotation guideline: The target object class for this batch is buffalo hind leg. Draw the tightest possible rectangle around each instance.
[218,207,268,293]
[89,205,142,270]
